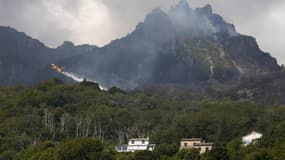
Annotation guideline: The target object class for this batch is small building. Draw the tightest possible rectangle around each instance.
[180,138,213,154]
[115,137,156,152]
[242,131,263,146]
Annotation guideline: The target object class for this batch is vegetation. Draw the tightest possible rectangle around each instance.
[0,79,285,159]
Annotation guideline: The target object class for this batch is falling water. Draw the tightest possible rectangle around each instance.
[62,71,107,90]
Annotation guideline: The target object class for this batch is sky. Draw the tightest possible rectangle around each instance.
[0,0,284,64]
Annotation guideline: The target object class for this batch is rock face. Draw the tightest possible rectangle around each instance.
[0,0,281,91]
[222,36,280,75]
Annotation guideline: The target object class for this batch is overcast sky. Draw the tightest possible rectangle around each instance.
[0,0,284,64]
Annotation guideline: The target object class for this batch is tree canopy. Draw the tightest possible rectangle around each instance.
[0,80,284,159]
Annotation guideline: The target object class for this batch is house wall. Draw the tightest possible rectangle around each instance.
[179,139,213,154]
[242,132,263,146]
[116,145,128,152]
[116,138,155,152]
[180,140,202,149]
[128,145,149,152]
[148,146,155,151]
[128,139,149,145]
[196,145,212,154]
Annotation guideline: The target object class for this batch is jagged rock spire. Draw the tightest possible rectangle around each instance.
[176,0,191,9]
[196,4,213,16]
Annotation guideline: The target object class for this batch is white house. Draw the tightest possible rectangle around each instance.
[242,131,263,146]
[115,137,156,152]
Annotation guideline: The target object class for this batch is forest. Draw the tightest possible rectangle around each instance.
[0,79,285,160]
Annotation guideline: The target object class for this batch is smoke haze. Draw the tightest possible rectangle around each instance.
[0,0,284,64]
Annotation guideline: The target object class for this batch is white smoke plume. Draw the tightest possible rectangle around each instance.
[62,72,84,82]
[62,71,107,90]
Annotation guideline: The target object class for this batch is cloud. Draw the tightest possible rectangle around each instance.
[0,0,284,64]
[0,0,112,47]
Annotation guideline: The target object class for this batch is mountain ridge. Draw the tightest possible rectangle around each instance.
[0,1,282,100]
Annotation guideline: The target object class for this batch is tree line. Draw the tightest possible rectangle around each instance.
[0,79,285,159]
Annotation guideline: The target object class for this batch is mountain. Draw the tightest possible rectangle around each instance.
[0,26,97,85]
[0,0,281,95]
[60,0,280,90]
[0,26,54,85]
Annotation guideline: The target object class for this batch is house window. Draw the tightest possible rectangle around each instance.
[184,143,188,147]
[142,140,145,144]
[131,140,134,144]
[206,147,209,152]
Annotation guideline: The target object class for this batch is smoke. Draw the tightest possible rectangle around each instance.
[62,71,107,90]
[60,0,241,90]
[168,0,237,38]
[169,1,214,36]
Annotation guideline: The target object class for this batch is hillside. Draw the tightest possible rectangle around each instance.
[0,80,285,159]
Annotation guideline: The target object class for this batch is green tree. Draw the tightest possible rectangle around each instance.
[156,143,179,157]
[133,150,157,160]
[244,150,273,160]
[202,143,229,160]
[227,138,242,160]
[57,138,103,160]
[16,141,57,160]
[0,150,17,160]
[177,149,200,160]
[100,150,115,160]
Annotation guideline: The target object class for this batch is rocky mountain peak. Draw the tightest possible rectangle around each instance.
[57,41,74,49]
[172,0,192,11]
[168,0,193,18]
[132,8,176,44]
[144,8,171,26]
[196,4,213,16]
